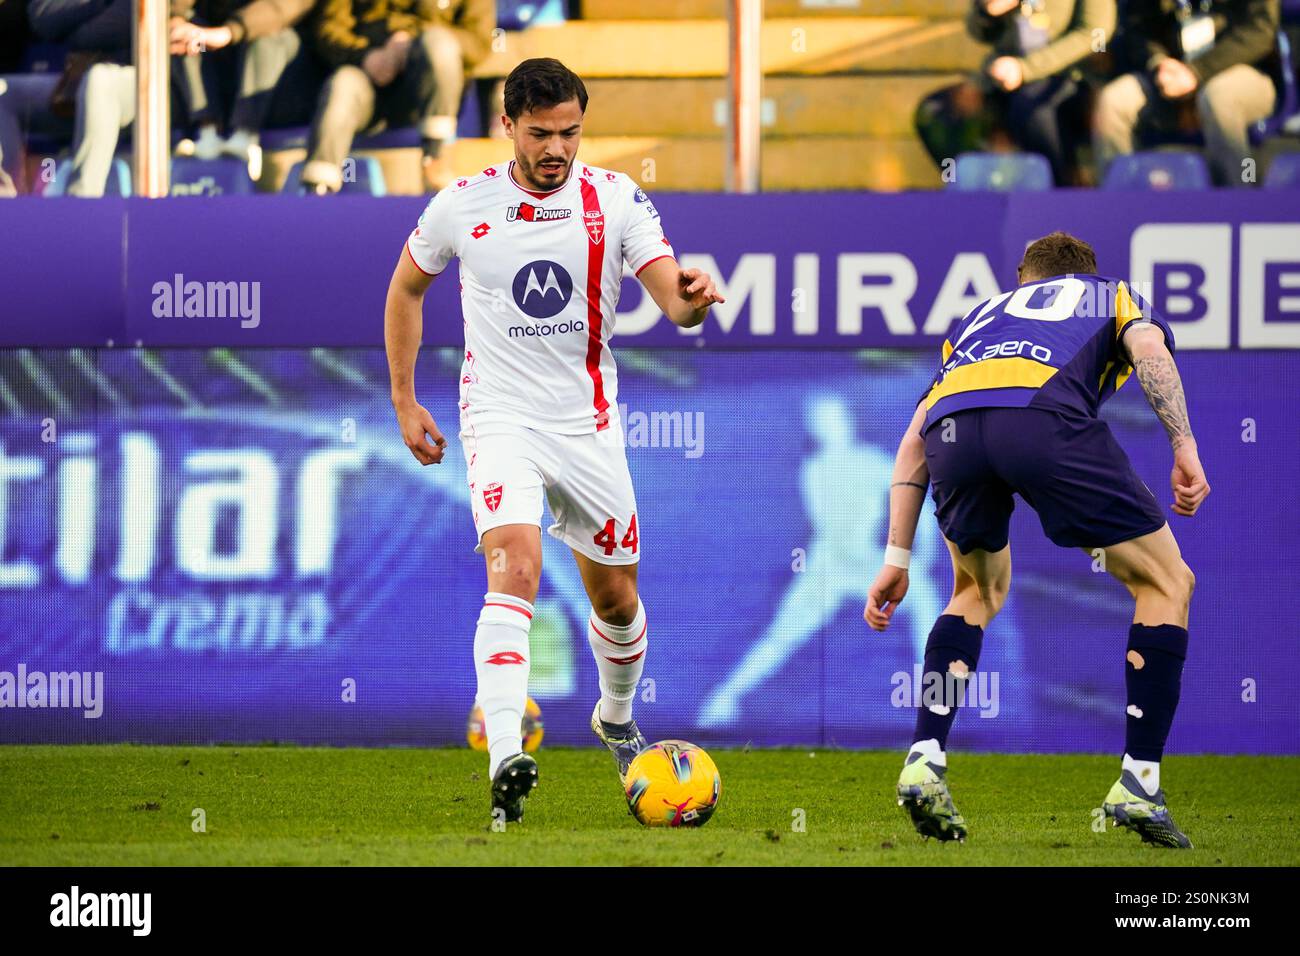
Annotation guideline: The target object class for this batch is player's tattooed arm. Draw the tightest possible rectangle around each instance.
[1126,325,1193,450]
[1125,324,1210,516]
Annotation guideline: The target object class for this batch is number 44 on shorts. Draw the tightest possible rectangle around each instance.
[593,515,638,557]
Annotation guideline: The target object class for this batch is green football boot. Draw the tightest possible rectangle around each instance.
[590,701,648,787]
[1102,770,1193,849]
[896,751,967,843]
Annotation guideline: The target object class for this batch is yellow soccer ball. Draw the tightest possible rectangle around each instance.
[624,740,721,827]
[466,698,544,753]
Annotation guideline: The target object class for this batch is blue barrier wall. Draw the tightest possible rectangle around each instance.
[1,193,1296,752]
[1,192,1299,348]
[0,347,1295,753]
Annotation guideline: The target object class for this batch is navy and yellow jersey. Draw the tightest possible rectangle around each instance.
[920,274,1175,431]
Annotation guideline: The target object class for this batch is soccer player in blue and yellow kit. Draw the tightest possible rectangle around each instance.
[865,232,1210,848]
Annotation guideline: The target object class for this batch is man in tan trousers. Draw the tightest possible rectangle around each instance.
[1094,0,1279,186]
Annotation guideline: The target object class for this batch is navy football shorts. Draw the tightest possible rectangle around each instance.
[923,407,1167,554]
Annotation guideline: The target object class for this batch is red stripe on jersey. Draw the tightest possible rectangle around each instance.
[579,178,610,431]
[634,254,673,278]
[405,241,438,277]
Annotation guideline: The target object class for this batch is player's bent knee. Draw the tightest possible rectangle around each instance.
[489,552,540,600]
[590,588,639,627]
[980,587,1007,621]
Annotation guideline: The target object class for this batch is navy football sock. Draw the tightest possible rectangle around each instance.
[912,614,984,752]
[1124,623,1188,762]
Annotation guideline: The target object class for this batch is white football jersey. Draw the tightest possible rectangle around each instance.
[405,160,675,435]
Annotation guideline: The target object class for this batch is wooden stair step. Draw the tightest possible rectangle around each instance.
[580,75,961,137]
[474,18,982,77]
[264,137,942,193]
[581,0,970,20]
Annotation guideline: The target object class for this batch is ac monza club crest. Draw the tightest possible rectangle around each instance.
[584,209,604,245]
[483,481,503,513]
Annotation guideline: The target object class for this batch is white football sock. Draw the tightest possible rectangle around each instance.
[1122,753,1160,795]
[908,737,946,767]
[473,592,533,777]
[587,599,647,726]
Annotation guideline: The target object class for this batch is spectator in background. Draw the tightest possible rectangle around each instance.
[0,0,27,75]
[300,0,494,194]
[168,0,317,170]
[1094,0,1280,186]
[916,0,1116,186]
[31,0,198,195]
[0,0,38,195]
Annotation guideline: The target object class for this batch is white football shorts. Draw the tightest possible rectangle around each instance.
[460,423,641,566]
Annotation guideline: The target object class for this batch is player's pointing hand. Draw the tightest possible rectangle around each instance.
[678,268,725,310]
[396,401,447,465]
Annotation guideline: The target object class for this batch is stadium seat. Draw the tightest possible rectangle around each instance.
[1264,152,1300,188]
[496,0,569,30]
[18,40,66,74]
[950,152,1053,191]
[260,83,483,154]
[1250,33,1299,145]
[43,157,131,196]
[1101,152,1211,190]
[281,157,388,196]
[170,157,256,196]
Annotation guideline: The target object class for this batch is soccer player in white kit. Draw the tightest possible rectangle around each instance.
[384,58,724,824]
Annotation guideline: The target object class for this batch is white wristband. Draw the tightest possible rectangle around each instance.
[884,546,911,570]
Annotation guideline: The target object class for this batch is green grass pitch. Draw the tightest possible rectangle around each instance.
[1,746,1296,866]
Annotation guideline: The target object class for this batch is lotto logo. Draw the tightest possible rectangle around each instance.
[483,482,503,513]
[471,222,491,239]
[484,651,526,666]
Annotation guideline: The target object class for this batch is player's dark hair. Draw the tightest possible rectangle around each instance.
[504,58,588,120]
[1019,231,1098,282]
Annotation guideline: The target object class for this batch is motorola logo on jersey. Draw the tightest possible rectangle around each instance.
[507,202,573,223]
[508,319,586,338]
[513,260,573,318]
